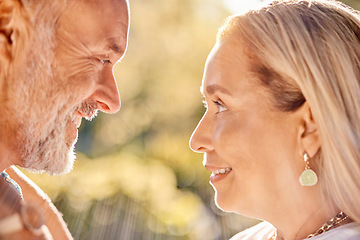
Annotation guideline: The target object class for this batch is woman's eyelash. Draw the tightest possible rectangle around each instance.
[202,99,227,113]
[212,100,227,113]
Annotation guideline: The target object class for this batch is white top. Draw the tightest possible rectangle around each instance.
[230,221,360,240]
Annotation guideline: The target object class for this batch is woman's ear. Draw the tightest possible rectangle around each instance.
[297,102,321,157]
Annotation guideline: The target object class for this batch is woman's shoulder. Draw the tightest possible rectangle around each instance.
[229,221,275,240]
[310,222,360,240]
[229,222,360,240]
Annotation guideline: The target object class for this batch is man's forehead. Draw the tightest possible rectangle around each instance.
[81,0,126,14]
[64,0,129,23]
[69,0,129,7]
[59,0,129,49]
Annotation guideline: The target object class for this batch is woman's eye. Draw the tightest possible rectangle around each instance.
[100,59,112,65]
[213,100,227,113]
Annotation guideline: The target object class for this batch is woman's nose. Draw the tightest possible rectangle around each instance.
[189,114,214,153]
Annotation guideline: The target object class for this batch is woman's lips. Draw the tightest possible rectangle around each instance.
[205,165,232,184]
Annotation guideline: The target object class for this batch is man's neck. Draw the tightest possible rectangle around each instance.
[0,141,20,172]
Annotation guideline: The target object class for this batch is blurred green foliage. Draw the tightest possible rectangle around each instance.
[24,0,360,239]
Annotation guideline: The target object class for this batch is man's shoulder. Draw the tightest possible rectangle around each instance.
[0,172,22,214]
[230,221,275,240]
[6,166,73,239]
[6,166,51,202]
[0,170,53,239]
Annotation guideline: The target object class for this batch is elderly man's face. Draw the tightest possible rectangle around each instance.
[3,0,129,174]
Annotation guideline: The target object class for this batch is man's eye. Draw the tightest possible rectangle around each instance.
[213,100,227,113]
[100,59,112,65]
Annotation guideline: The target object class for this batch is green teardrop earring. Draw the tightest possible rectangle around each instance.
[299,152,318,186]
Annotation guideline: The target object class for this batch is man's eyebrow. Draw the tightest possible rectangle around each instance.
[110,43,120,53]
[108,42,122,54]
[106,38,124,55]
[200,84,231,96]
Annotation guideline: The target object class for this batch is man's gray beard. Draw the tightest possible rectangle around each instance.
[18,61,77,175]
[21,115,76,175]
[15,33,77,176]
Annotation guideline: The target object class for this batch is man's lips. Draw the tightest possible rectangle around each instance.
[72,117,82,128]
[71,111,93,129]
[65,110,92,147]
[71,111,81,127]
[65,119,78,147]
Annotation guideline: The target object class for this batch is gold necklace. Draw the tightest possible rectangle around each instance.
[306,211,348,238]
[269,212,348,240]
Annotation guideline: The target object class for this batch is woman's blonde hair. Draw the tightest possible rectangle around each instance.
[218,0,360,223]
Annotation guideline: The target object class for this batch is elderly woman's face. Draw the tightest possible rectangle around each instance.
[190,40,303,216]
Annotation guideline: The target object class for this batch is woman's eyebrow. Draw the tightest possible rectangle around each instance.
[200,84,231,96]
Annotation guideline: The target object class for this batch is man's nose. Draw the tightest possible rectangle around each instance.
[91,66,121,114]
[189,114,214,153]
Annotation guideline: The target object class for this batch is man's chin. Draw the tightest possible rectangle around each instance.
[19,116,81,175]
[22,140,77,176]
[49,146,76,176]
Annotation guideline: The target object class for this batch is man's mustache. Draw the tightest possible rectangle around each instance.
[74,99,98,121]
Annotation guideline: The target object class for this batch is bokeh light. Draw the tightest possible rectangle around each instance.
[223,0,269,14]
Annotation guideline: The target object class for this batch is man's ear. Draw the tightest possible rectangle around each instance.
[0,0,24,64]
[297,102,321,157]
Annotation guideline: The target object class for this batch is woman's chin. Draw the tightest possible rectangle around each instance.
[214,192,236,212]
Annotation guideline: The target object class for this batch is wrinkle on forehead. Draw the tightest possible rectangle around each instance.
[62,0,128,53]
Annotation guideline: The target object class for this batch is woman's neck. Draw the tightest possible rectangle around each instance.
[274,206,340,240]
